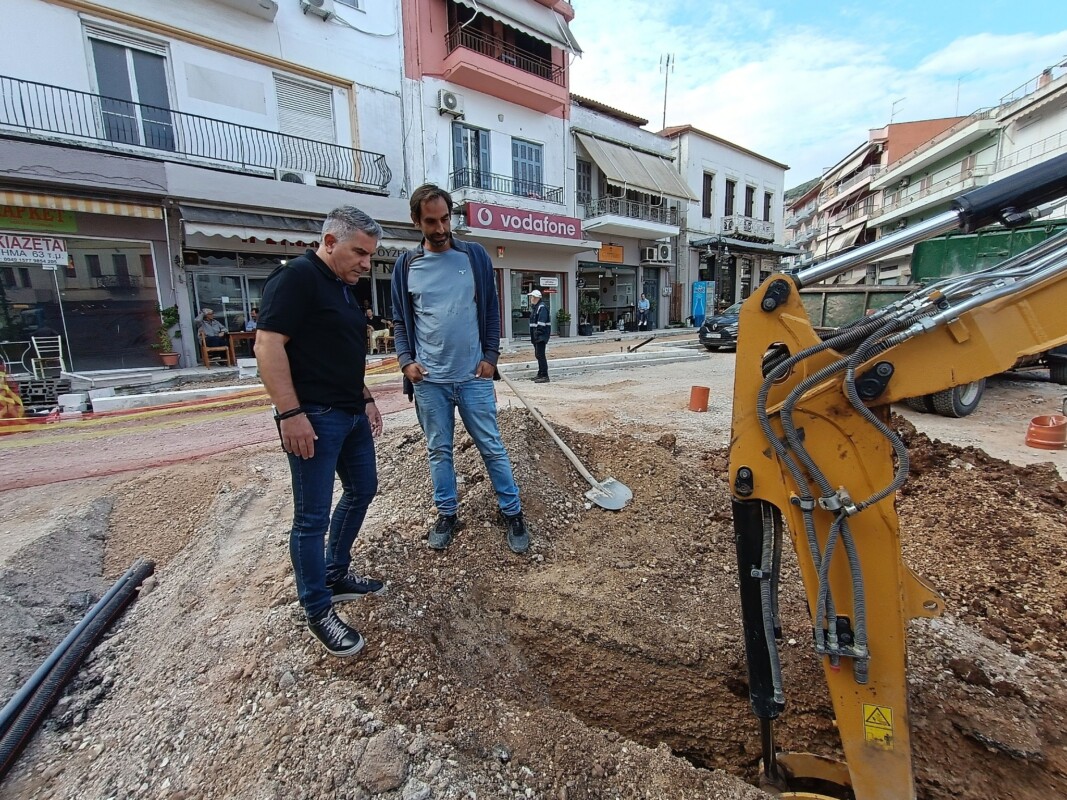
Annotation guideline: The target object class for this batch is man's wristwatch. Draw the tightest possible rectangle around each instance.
[273,406,305,422]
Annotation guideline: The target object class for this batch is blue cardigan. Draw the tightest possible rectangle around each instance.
[391,236,501,398]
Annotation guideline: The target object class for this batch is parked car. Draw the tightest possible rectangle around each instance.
[698,301,742,351]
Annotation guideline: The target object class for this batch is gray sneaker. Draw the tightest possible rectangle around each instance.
[504,512,530,554]
[428,514,462,550]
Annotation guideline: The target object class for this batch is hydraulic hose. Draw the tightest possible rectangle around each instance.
[0,558,155,782]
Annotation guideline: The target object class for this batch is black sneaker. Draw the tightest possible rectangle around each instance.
[428,514,462,550]
[307,608,365,657]
[504,512,530,554]
[327,572,386,602]
[533,376,549,383]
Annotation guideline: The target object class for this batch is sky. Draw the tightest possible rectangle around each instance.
[567,0,1067,188]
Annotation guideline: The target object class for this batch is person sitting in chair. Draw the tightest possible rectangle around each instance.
[245,308,259,331]
[195,308,228,346]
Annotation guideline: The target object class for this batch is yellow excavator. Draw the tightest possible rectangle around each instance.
[729,154,1067,799]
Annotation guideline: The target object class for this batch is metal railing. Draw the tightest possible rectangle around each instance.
[584,196,678,225]
[93,275,142,291]
[818,166,882,204]
[881,107,998,177]
[785,201,817,227]
[450,169,564,204]
[445,25,565,87]
[1000,65,1065,105]
[0,74,392,192]
[721,214,774,240]
[869,166,995,221]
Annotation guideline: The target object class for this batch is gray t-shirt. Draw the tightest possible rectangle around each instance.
[408,248,481,382]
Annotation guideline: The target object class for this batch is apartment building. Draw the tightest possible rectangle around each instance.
[660,126,790,317]
[782,179,820,269]
[400,0,597,339]
[1,0,411,370]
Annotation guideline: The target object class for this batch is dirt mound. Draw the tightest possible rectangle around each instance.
[2,411,1065,799]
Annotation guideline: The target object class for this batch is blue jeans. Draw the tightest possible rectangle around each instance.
[285,404,377,618]
[413,378,520,517]
[532,339,548,378]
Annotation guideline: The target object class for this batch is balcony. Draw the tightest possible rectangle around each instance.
[442,26,568,114]
[580,195,679,238]
[818,166,882,206]
[721,214,774,241]
[871,108,1000,189]
[784,201,817,227]
[449,169,564,204]
[93,275,143,292]
[0,74,391,193]
[869,165,994,226]
[787,227,816,247]
[831,201,874,229]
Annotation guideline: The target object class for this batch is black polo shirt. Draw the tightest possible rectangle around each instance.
[257,250,369,413]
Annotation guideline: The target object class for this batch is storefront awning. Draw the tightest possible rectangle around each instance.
[574,133,697,202]
[690,235,801,256]
[454,0,582,54]
[0,190,162,219]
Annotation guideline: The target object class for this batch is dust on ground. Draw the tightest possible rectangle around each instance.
[1,355,1065,800]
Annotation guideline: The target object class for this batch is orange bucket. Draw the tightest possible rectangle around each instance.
[688,385,710,412]
[1025,414,1067,450]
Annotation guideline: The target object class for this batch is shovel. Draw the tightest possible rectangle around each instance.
[499,372,633,510]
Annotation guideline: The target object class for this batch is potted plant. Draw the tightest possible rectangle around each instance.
[578,296,599,336]
[151,305,181,367]
[555,307,571,337]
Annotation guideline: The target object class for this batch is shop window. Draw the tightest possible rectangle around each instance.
[702,172,714,218]
[18,268,31,288]
[1,268,14,289]
[86,254,102,278]
[140,253,155,278]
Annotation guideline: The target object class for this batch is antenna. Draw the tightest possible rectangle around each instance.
[889,96,906,124]
[659,53,674,129]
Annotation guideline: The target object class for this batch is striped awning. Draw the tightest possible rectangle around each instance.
[0,190,163,219]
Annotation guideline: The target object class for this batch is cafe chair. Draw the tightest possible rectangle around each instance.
[30,335,65,379]
[198,329,234,367]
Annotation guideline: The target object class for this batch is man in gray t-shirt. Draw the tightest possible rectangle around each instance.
[393,183,530,555]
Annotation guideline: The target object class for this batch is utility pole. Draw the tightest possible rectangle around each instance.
[659,54,674,129]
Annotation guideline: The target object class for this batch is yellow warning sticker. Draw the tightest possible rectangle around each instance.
[863,704,894,747]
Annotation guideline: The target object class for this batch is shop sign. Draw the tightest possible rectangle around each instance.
[0,205,78,233]
[539,276,559,288]
[466,202,581,240]
[375,245,408,260]
[0,232,68,266]
[598,244,624,263]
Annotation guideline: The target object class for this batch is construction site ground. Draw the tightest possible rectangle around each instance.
[1,335,1065,800]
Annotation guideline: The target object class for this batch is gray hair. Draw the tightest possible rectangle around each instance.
[322,205,383,243]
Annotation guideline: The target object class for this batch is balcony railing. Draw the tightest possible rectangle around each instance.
[883,107,998,177]
[721,214,774,240]
[450,169,564,204]
[446,25,565,87]
[93,275,142,291]
[0,74,391,192]
[785,201,817,227]
[831,201,874,227]
[869,165,995,221]
[584,196,678,225]
[818,166,882,203]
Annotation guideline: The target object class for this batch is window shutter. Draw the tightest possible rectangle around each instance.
[275,76,335,143]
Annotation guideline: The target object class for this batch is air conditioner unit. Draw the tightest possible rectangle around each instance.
[899,176,910,187]
[438,89,464,117]
[300,0,336,20]
[275,168,317,186]
[641,246,658,263]
[656,243,672,262]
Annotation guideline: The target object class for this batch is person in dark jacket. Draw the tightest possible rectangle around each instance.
[391,183,530,555]
[528,289,551,382]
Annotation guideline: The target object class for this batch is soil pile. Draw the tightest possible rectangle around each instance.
[1,410,1065,800]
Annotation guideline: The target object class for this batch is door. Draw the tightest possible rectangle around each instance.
[91,38,175,151]
[643,274,659,327]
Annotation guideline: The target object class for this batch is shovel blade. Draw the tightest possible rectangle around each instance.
[584,477,632,511]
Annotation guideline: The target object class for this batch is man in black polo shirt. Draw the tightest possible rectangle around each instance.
[254,206,385,658]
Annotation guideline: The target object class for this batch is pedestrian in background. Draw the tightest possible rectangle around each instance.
[254,205,385,658]
[637,293,651,331]
[392,183,531,555]
[528,289,551,383]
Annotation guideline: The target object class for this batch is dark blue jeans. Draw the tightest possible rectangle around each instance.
[532,338,548,378]
[285,404,377,618]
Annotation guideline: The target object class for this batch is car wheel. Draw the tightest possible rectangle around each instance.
[703,345,718,352]
[930,379,985,418]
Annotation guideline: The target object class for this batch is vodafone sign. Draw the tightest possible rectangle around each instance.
[466,202,581,240]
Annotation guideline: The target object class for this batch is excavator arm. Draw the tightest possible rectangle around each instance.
[729,154,1067,799]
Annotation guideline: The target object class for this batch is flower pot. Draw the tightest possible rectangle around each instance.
[578,323,593,336]
[159,351,180,368]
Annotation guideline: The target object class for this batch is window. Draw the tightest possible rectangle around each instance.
[576,159,592,206]
[335,0,363,8]
[763,192,773,222]
[275,75,336,144]
[1,269,14,289]
[702,172,715,218]
[744,185,755,217]
[88,32,174,150]
[512,139,543,198]
[140,253,155,278]
[112,254,130,285]
[18,268,31,289]
[725,180,736,216]
[452,122,491,189]
[86,254,102,278]
[65,257,76,279]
